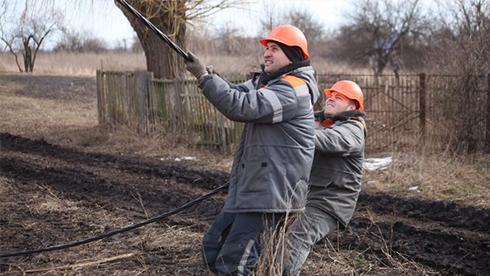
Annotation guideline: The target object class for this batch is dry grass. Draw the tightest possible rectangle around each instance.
[254,210,440,276]
[0,51,372,78]
[67,126,234,172]
[0,90,97,134]
[302,243,438,275]
[0,52,146,76]
[2,225,205,275]
[255,213,294,276]
[295,209,441,275]
[363,150,490,208]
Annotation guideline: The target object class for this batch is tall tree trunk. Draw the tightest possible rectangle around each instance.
[23,39,33,72]
[118,1,186,79]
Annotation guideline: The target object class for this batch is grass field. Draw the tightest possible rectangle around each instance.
[0,51,372,77]
[0,52,146,76]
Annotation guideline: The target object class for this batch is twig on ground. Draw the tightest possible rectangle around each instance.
[1,264,27,276]
[131,190,149,219]
[23,252,136,273]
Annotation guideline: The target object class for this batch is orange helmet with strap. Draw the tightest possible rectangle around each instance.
[324,80,364,111]
[259,25,309,60]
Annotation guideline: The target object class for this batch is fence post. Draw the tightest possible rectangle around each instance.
[419,73,426,143]
[134,71,152,134]
[486,73,490,153]
[96,70,104,126]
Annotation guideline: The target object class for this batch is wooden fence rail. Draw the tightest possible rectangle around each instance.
[96,70,490,153]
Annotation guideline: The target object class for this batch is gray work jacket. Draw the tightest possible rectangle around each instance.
[199,66,319,212]
[308,117,366,227]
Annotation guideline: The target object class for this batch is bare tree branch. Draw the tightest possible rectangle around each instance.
[0,0,62,72]
[0,36,23,72]
[337,0,428,75]
[114,0,246,78]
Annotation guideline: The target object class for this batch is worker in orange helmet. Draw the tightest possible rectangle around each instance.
[185,25,320,275]
[283,80,367,275]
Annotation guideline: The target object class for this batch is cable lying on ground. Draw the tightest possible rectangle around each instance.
[0,184,228,258]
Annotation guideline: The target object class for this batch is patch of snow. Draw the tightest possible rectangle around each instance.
[174,156,197,162]
[364,157,393,171]
[408,186,419,192]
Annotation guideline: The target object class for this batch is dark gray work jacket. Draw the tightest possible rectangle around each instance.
[308,117,366,226]
[199,66,319,212]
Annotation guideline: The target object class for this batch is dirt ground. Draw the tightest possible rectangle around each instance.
[0,74,489,275]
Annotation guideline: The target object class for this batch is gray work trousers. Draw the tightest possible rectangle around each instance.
[283,205,338,276]
[202,211,283,275]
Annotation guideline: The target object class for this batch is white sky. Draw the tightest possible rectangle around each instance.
[55,0,354,48]
[2,0,439,49]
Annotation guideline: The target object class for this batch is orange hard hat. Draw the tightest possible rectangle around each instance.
[259,25,309,59]
[324,80,364,111]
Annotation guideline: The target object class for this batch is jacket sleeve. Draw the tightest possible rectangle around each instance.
[218,76,254,92]
[230,79,255,92]
[314,121,364,155]
[199,74,299,123]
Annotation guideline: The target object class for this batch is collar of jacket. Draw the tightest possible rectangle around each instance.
[326,110,365,121]
[257,60,311,87]
[317,110,366,129]
[315,110,365,121]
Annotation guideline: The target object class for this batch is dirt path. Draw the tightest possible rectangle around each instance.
[1,133,489,275]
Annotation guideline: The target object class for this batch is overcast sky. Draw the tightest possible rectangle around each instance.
[2,0,440,49]
[53,0,354,48]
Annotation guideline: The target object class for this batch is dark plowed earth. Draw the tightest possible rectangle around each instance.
[358,193,490,232]
[1,133,489,275]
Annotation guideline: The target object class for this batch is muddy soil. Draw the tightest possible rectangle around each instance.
[1,133,489,275]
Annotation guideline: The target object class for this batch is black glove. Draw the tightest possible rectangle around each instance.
[185,52,208,80]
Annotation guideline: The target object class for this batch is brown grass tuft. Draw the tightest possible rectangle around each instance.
[364,150,490,208]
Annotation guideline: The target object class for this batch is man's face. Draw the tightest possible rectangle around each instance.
[263,41,291,74]
[324,92,356,115]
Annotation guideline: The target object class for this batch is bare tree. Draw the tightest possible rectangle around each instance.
[286,9,324,55]
[0,1,6,20]
[286,10,324,43]
[430,0,490,73]
[258,1,282,36]
[0,1,62,72]
[257,4,325,50]
[13,0,242,78]
[214,23,241,55]
[53,28,108,53]
[115,0,242,79]
[427,0,490,153]
[53,28,84,52]
[186,26,215,55]
[335,0,428,76]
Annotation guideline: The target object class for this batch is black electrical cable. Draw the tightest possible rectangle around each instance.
[114,0,191,61]
[0,184,228,258]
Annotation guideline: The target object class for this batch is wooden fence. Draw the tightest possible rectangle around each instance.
[96,70,246,153]
[96,70,490,153]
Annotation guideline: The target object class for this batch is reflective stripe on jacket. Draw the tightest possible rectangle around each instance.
[308,117,366,226]
[199,66,319,212]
